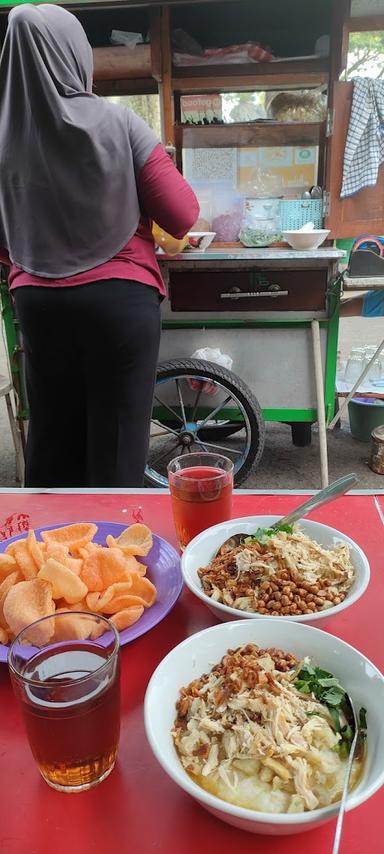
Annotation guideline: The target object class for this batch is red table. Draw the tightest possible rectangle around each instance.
[0,490,383,854]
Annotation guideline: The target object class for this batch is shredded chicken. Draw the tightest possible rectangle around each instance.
[173,644,362,814]
[197,527,355,616]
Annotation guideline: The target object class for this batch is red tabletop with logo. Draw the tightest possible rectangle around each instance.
[0,489,383,854]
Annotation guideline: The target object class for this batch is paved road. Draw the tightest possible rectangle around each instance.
[1,315,383,489]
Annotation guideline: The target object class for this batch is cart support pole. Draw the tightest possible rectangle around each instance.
[311,320,329,488]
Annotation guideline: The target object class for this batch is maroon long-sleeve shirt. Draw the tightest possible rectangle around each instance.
[2,143,199,297]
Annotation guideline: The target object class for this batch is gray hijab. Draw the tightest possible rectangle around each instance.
[0,4,158,277]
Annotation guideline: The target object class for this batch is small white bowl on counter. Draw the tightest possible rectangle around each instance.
[181,515,370,626]
[144,619,384,834]
[282,229,330,250]
[184,231,216,251]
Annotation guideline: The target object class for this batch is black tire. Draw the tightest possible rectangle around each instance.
[290,422,313,447]
[147,358,265,487]
[199,422,244,441]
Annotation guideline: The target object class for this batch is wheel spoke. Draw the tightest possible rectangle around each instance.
[151,419,180,438]
[194,438,243,456]
[175,379,187,426]
[151,440,181,466]
[153,394,184,425]
[193,438,209,452]
[190,386,203,422]
[196,395,233,431]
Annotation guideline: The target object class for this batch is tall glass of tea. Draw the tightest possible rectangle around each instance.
[168,452,233,551]
[8,612,120,792]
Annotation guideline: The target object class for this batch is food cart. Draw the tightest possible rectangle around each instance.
[0,0,383,488]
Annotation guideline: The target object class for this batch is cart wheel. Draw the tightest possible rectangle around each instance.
[146,358,265,488]
[290,423,313,447]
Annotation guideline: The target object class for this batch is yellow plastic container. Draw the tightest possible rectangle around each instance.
[152,223,188,256]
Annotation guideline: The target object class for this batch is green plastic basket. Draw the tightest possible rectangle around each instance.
[279,199,323,230]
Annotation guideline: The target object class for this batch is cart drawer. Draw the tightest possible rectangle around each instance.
[168,270,328,312]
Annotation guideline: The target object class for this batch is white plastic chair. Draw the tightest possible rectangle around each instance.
[0,374,25,484]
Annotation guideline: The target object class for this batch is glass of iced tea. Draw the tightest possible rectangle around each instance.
[8,612,120,793]
[168,452,233,551]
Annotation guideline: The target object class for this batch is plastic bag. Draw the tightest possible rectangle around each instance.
[189,348,233,396]
[239,198,282,247]
[110,31,143,47]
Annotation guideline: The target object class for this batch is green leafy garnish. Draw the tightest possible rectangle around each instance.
[244,523,294,545]
[295,664,367,758]
[359,707,367,738]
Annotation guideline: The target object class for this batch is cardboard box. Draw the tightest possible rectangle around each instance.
[181,95,223,124]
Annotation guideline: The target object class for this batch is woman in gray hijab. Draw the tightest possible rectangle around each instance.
[0,4,199,487]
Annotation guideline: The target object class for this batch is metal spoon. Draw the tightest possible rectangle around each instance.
[332,695,359,854]
[310,185,323,199]
[215,472,358,556]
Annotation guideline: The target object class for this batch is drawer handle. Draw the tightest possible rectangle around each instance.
[220,290,289,300]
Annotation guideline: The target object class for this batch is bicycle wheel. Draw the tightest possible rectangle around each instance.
[146,358,265,487]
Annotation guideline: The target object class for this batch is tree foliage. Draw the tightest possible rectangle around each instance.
[104,94,161,136]
[346,30,384,78]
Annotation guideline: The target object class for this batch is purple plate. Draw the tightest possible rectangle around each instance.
[0,521,182,663]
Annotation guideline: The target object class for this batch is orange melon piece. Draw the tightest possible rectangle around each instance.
[13,540,38,580]
[106,524,153,557]
[80,548,133,592]
[41,523,98,552]
[110,606,144,631]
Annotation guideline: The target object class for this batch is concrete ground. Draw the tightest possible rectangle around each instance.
[0,315,383,490]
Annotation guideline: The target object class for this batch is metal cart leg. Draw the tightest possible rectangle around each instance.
[311,320,329,488]
[1,379,25,485]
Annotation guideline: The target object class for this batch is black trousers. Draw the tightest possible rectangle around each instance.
[14,279,161,488]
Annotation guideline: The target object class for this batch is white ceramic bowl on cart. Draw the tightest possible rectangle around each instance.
[282,229,330,250]
[185,231,216,251]
[180,515,370,626]
[144,618,384,835]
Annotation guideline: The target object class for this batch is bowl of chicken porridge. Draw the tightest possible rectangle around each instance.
[181,516,370,626]
[144,619,384,835]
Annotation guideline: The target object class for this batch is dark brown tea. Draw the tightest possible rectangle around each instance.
[19,641,120,790]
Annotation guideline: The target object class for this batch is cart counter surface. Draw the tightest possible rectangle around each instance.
[159,247,345,263]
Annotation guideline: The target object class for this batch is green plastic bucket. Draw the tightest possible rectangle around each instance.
[348,397,384,442]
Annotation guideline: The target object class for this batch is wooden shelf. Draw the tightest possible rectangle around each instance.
[175,120,325,149]
[94,78,158,97]
[93,45,151,81]
[172,58,330,93]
